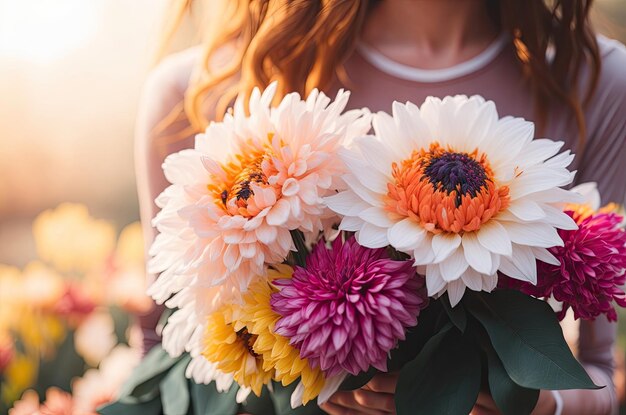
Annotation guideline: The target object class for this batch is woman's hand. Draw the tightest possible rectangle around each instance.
[321,377,558,415]
[471,390,557,415]
[320,373,398,415]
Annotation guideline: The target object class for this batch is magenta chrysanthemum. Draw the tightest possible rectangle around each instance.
[270,237,428,377]
[503,210,626,321]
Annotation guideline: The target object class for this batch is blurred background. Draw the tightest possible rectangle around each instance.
[0,0,625,413]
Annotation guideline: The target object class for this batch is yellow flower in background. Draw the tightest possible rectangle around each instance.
[202,305,274,397]
[108,222,151,312]
[17,313,66,359]
[237,266,326,405]
[114,222,144,267]
[33,203,116,273]
[1,352,37,405]
[0,265,23,334]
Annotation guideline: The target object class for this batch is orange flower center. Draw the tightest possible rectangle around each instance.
[223,158,268,205]
[209,151,276,217]
[385,143,510,234]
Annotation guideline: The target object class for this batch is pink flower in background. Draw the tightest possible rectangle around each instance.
[504,210,626,321]
[39,388,75,415]
[8,390,40,415]
[9,388,77,415]
[54,284,96,320]
[72,345,141,414]
[271,237,428,377]
[0,340,12,374]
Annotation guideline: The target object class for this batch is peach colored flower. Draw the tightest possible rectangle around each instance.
[148,82,370,374]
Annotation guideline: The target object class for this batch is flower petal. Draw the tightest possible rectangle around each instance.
[325,191,371,216]
[426,264,446,296]
[432,233,461,263]
[461,232,492,275]
[356,223,389,248]
[446,279,467,307]
[461,267,484,291]
[266,199,291,226]
[477,221,512,256]
[387,218,427,250]
[502,222,563,248]
[439,249,469,282]
[359,207,395,228]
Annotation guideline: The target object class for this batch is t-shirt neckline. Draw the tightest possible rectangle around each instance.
[356,33,509,83]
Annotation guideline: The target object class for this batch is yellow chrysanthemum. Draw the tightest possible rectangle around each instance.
[201,305,273,397]
[237,265,326,405]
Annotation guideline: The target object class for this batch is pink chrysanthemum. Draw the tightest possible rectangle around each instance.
[503,210,626,321]
[271,237,428,377]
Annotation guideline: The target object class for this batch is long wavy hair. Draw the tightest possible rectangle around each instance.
[162,0,600,144]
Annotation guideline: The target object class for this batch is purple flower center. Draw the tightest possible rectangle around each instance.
[424,151,488,205]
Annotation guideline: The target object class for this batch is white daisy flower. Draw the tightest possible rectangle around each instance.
[326,95,578,306]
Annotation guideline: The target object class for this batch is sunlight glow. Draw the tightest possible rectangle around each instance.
[0,0,101,62]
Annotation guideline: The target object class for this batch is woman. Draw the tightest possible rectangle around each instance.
[136,0,626,413]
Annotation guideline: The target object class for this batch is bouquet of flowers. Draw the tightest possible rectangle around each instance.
[106,84,626,415]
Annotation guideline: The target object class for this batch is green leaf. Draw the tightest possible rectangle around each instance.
[160,355,191,415]
[485,341,539,415]
[189,382,239,415]
[238,386,276,415]
[339,367,379,391]
[118,345,184,401]
[289,230,309,267]
[395,324,481,415]
[269,381,326,415]
[442,295,467,333]
[466,290,600,390]
[387,299,444,372]
[98,395,162,415]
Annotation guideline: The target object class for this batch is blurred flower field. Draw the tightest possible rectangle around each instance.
[0,204,151,414]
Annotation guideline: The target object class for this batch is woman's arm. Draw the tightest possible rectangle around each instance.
[134,49,198,354]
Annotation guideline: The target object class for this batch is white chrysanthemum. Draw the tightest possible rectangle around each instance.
[148,82,370,388]
[326,95,579,306]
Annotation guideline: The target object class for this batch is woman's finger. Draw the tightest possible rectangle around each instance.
[362,373,399,394]
[473,392,500,413]
[320,401,348,415]
[327,391,390,415]
[321,400,388,415]
[353,389,396,413]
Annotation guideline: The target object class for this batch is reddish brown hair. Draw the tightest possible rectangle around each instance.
[164,0,600,145]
